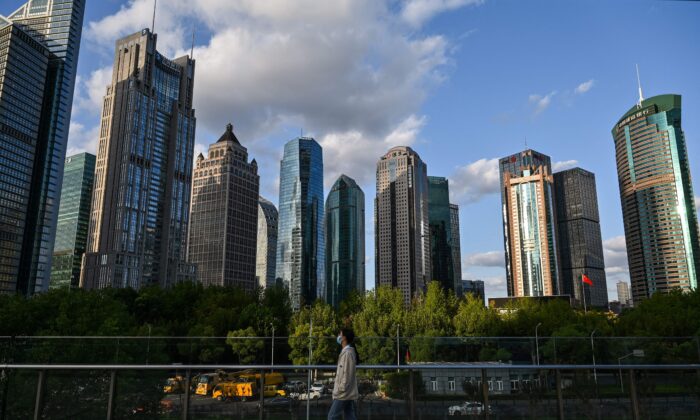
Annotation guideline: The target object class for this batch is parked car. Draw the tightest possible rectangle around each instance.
[448,401,490,416]
[310,382,326,394]
[297,390,322,400]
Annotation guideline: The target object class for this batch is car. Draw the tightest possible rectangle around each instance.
[297,390,322,400]
[310,382,326,394]
[448,401,490,416]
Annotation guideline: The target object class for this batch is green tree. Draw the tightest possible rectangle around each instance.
[351,286,404,365]
[227,327,264,364]
[288,301,339,365]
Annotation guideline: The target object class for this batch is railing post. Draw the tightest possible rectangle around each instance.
[33,370,45,420]
[106,370,117,420]
[555,369,564,420]
[182,369,191,420]
[628,369,640,420]
[258,369,265,420]
[408,368,415,420]
[481,368,489,420]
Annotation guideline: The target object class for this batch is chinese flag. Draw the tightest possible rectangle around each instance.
[405,349,411,363]
[582,274,593,286]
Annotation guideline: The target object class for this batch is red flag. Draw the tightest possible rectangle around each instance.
[405,349,411,363]
[582,274,593,286]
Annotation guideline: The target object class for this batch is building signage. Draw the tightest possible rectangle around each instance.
[616,106,654,131]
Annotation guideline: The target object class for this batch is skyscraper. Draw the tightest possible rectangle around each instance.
[0,1,85,295]
[449,203,463,293]
[188,124,260,290]
[81,29,196,289]
[375,146,431,305]
[617,281,631,307]
[256,197,278,289]
[554,168,608,308]
[500,149,561,297]
[276,137,325,310]
[462,279,485,305]
[50,153,96,289]
[427,176,457,292]
[612,94,699,302]
[326,174,365,308]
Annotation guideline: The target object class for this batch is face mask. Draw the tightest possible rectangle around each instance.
[336,335,343,345]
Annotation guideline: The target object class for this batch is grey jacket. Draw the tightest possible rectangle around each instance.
[332,345,359,400]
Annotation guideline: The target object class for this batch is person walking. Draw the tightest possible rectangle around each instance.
[328,328,359,420]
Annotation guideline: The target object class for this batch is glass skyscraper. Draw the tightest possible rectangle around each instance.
[0,0,85,295]
[554,168,608,308]
[449,203,463,294]
[428,176,457,292]
[276,137,325,310]
[50,153,95,289]
[500,149,561,297]
[256,197,278,289]
[188,124,260,291]
[612,94,699,302]
[81,29,196,289]
[325,174,365,308]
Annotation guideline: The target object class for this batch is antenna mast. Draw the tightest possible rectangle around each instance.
[636,64,644,109]
[190,28,196,59]
[151,0,157,33]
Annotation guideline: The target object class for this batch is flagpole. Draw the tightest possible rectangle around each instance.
[582,274,587,314]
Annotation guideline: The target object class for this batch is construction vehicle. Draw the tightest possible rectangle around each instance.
[195,373,222,396]
[238,371,285,386]
[212,381,285,401]
[163,376,185,394]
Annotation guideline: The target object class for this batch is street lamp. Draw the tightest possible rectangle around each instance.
[535,323,542,366]
[396,324,401,369]
[146,324,152,365]
[590,329,598,385]
[618,349,644,392]
[270,323,275,371]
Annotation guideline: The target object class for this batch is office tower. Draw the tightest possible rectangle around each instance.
[500,149,561,297]
[326,174,365,308]
[617,281,631,307]
[256,197,278,289]
[81,29,196,289]
[554,168,608,308]
[449,204,463,293]
[0,1,85,295]
[375,146,431,305]
[427,176,457,292]
[276,137,325,310]
[50,153,96,289]
[188,124,260,290]
[462,279,485,305]
[613,94,699,302]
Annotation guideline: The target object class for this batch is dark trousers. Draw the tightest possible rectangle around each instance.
[328,399,357,420]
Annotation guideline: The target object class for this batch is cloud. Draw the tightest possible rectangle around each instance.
[67,122,100,156]
[464,250,504,268]
[695,195,699,213]
[401,0,484,27]
[574,79,594,94]
[528,91,556,115]
[552,160,579,172]
[73,66,112,115]
[603,235,629,277]
[448,158,500,204]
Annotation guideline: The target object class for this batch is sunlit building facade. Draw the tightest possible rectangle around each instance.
[612,94,699,302]
[256,197,278,289]
[0,0,85,295]
[428,176,457,292]
[449,204,463,293]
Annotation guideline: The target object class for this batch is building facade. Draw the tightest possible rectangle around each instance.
[256,197,278,289]
[81,29,196,289]
[375,146,431,305]
[276,137,325,310]
[0,1,85,295]
[50,153,96,289]
[188,124,260,290]
[617,281,631,307]
[449,204,463,293]
[554,168,608,308]
[325,175,365,308]
[612,94,700,302]
[462,280,485,305]
[500,150,561,298]
[427,176,457,292]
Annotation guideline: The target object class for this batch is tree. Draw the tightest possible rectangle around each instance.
[227,327,264,364]
[288,301,339,365]
[351,286,405,365]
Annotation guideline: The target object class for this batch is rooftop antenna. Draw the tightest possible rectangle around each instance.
[524,135,528,149]
[151,0,157,33]
[300,128,303,138]
[190,27,196,59]
[636,63,644,109]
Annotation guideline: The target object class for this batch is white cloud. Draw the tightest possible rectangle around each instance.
[695,195,699,213]
[603,235,629,278]
[67,122,100,156]
[574,79,595,94]
[401,0,484,27]
[448,158,500,204]
[463,250,504,268]
[528,91,556,115]
[73,66,112,115]
[552,160,579,172]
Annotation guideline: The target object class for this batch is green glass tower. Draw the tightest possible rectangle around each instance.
[428,176,458,292]
[50,153,96,289]
[612,94,699,302]
[325,175,365,308]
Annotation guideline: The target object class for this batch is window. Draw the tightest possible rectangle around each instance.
[430,377,438,391]
[448,377,455,391]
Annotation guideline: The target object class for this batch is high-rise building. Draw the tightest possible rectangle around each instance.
[0,1,85,295]
[612,94,699,302]
[256,197,278,289]
[276,137,325,310]
[449,204,463,294]
[375,146,431,305]
[427,176,458,292]
[617,281,631,307]
[81,29,196,289]
[500,149,561,298]
[462,279,485,305]
[188,124,260,290]
[326,174,365,308]
[50,153,95,289]
[554,168,608,308]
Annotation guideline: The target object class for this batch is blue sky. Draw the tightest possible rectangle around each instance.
[7,0,698,300]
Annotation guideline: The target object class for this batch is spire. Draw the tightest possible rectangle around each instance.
[636,64,644,109]
[190,27,196,59]
[217,123,241,145]
[151,0,157,33]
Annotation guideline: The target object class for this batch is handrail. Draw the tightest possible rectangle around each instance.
[2,335,699,339]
